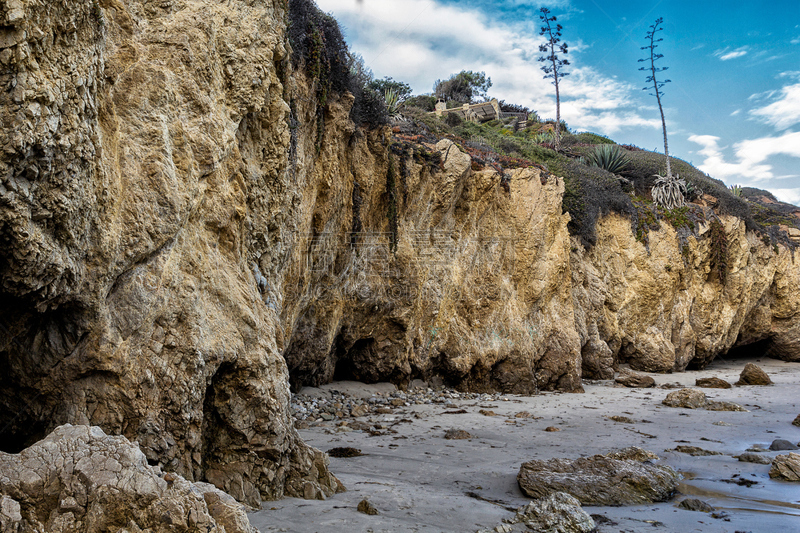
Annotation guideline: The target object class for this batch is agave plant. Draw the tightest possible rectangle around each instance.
[531,131,554,144]
[383,88,404,120]
[584,144,629,174]
[729,184,743,197]
[651,174,687,210]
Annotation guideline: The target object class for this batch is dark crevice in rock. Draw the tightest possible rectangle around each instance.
[0,293,89,452]
[688,337,774,370]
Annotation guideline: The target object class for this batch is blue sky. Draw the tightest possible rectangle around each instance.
[316,0,800,205]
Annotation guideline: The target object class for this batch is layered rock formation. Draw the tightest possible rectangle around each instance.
[1,0,799,510]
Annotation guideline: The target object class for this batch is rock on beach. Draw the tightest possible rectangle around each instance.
[517,448,679,505]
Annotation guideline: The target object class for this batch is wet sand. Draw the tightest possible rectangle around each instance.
[250,357,800,532]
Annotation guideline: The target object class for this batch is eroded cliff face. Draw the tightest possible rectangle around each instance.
[0,0,339,506]
[1,0,798,510]
[573,215,800,379]
[279,78,582,393]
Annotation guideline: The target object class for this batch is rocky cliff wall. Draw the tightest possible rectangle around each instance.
[0,0,798,509]
[0,0,340,507]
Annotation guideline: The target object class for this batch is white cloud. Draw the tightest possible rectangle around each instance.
[714,46,749,61]
[750,83,800,130]
[730,109,741,116]
[687,135,773,181]
[316,0,655,136]
[688,131,800,184]
[771,188,800,205]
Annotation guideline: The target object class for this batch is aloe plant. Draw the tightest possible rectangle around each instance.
[584,144,629,174]
[729,184,743,197]
[651,174,687,210]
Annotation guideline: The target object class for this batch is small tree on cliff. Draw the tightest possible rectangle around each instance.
[433,70,492,104]
[639,17,672,178]
[538,7,569,151]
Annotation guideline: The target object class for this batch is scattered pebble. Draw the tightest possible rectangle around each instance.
[736,452,772,465]
[544,426,560,432]
[357,499,379,515]
[608,415,636,424]
[695,377,731,389]
[290,384,508,425]
[327,447,363,458]
[679,498,715,512]
[671,445,723,456]
[444,429,474,440]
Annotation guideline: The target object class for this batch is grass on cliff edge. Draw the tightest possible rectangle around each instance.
[401,106,799,249]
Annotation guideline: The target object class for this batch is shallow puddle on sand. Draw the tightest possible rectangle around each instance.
[678,481,800,516]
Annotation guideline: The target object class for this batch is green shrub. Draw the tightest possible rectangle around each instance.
[708,217,728,284]
[404,95,437,112]
[558,161,635,247]
[620,150,754,228]
[289,0,386,129]
[444,112,463,127]
[574,132,615,145]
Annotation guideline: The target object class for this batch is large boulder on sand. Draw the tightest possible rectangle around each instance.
[0,425,256,533]
[769,453,800,481]
[615,369,656,388]
[517,447,679,505]
[662,388,708,409]
[736,363,773,385]
[661,388,746,411]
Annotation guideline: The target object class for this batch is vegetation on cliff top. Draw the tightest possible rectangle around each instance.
[289,1,798,250]
[288,0,388,130]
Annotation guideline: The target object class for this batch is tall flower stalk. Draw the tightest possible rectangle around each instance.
[538,8,569,151]
[639,17,672,177]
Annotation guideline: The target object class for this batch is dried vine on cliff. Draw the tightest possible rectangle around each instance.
[386,155,399,253]
[708,217,728,284]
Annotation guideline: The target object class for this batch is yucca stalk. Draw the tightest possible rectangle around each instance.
[639,18,672,178]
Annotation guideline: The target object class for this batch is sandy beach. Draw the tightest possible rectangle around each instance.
[250,356,800,533]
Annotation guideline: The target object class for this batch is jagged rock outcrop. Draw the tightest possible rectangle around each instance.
[280,127,582,393]
[0,0,338,506]
[770,453,800,481]
[0,425,256,533]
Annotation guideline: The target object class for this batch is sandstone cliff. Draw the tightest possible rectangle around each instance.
[0,0,798,510]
